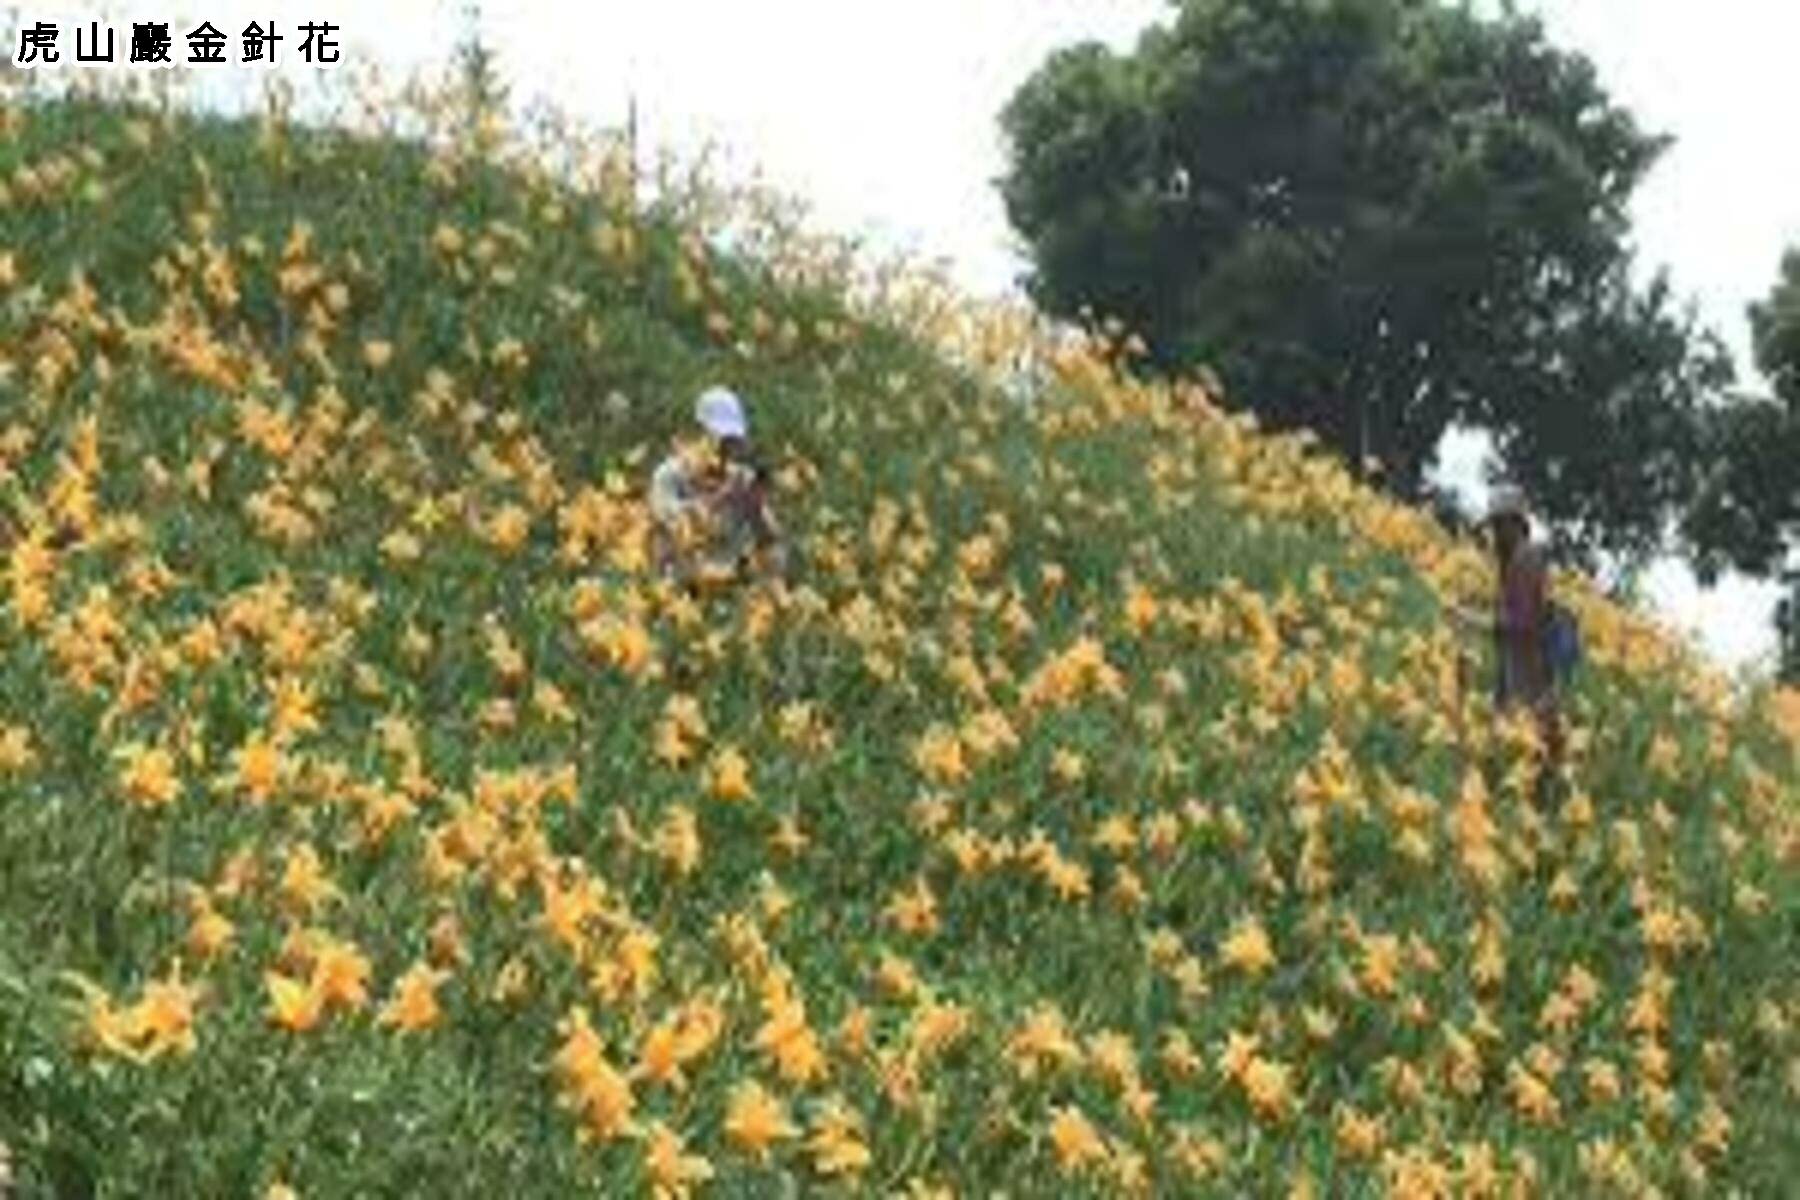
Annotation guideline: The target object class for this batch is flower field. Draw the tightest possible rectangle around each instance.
[0,74,1796,1197]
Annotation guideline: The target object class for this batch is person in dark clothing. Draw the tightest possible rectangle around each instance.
[1456,485,1565,796]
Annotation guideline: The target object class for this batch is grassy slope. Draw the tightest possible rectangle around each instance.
[0,91,1794,1197]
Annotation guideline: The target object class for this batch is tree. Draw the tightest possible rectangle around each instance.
[454,2,510,137]
[1683,248,1800,680]
[998,0,1728,569]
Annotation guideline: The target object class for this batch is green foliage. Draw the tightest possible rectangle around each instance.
[454,2,511,131]
[1683,247,1800,679]
[998,0,1730,569]
[0,83,1794,1197]
[1753,247,1800,410]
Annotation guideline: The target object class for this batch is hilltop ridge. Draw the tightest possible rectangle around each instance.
[0,76,1795,1196]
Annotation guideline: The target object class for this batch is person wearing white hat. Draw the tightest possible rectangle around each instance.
[1455,484,1565,792]
[694,385,749,442]
[648,386,788,586]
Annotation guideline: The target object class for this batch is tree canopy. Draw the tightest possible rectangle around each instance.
[999,0,1730,569]
[1683,248,1800,678]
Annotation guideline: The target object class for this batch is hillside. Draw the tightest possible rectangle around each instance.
[0,78,1796,1198]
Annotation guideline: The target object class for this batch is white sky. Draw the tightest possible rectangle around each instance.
[12,1,1799,671]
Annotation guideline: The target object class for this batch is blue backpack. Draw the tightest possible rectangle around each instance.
[1545,601,1581,684]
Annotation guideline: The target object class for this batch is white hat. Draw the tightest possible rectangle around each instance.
[695,386,748,440]
[1486,484,1528,524]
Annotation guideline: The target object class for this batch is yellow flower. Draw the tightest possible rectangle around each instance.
[1240,1055,1293,1121]
[883,877,940,937]
[381,529,423,563]
[1506,1062,1561,1126]
[117,742,181,809]
[634,1018,690,1092]
[1085,1029,1138,1091]
[1124,585,1158,634]
[552,1004,605,1081]
[593,927,662,1005]
[312,938,373,1012]
[582,615,656,678]
[753,989,828,1086]
[212,845,261,900]
[1693,1096,1732,1158]
[552,1006,639,1144]
[1049,747,1086,785]
[573,1060,639,1144]
[270,675,321,738]
[723,1080,798,1162]
[653,718,695,768]
[226,729,285,803]
[65,976,139,1060]
[1359,933,1403,998]
[491,956,530,1005]
[185,903,235,963]
[1381,1146,1455,1199]
[806,1096,872,1177]
[707,745,754,802]
[654,806,702,877]
[427,912,468,970]
[1217,1029,1260,1082]
[1334,1106,1384,1159]
[875,953,920,1000]
[769,813,810,857]
[1046,1104,1108,1172]
[265,970,323,1034]
[1645,732,1681,780]
[1161,1029,1202,1078]
[641,1121,713,1199]
[1219,915,1277,976]
[1582,1057,1622,1104]
[376,961,447,1033]
[477,697,517,731]
[486,504,531,554]
[1168,1124,1227,1180]
[1468,911,1507,990]
[277,844,341,917]
[911,724,968,785]
[1006,1004,1081,1080]
[0,725,37,773]
[672,996,726,1063]
[907,999,971,1063]
[532,681,575,724]
[130,962,201,1059]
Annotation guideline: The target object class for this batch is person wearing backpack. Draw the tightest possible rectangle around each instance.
[1454,485,1572,796]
